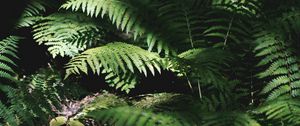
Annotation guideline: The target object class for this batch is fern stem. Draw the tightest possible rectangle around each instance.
[223,16,234,49]
[183,9,194,48]
[197,79,202,100]
[47,63,54,72]
[184,73,193,93]
[279,39,293,97]
[250,69,254,105]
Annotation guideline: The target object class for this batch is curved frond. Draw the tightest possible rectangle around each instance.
[65,42,162,92]
[33,13,104,58]
[61,0,175,54]
[86,106,182,126]
[16,0,46,28]
[255,97,300,125]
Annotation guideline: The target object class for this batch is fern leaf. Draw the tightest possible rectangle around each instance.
[33,13,104,58]
[86,106,182,126]
[16,0,46,28]
[202,112,260,126]
[255,97,300,125]
[211,0,261,17]
[0,36,21,81]
[254,22,300,100]
[62,0,173,54]
[65,42,162,92]
[171,48,233,91]
[0,101,18,126]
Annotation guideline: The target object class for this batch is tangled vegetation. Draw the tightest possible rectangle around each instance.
[1,0,300,125]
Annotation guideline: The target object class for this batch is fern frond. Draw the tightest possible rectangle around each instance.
[62,0,176,54]
[202,9,252,49]
[255,97,300,125]
[0,85,30,126]
[104,69,138,93]
[33,13,104,58]
[0,101,18,126]
[170,48,233,91]
[254,22,300,100]
[211,0,261,17]
[202,112,260,126]
[16,0,46,28]
[86,106,182,126]
[0,36,21,81]
[65,42,162,92]
[154,0,208,50]
[61,0,259,53]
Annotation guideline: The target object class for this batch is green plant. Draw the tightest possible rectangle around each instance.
[33,13,104,57]
[15,0,46,28]
[2,0,300,125]
[0,36,20,81]
[254,13,300,101]
[65,42,163,93]
[0,36,22,126]
[86,106,183,126]
[255,97,300,125]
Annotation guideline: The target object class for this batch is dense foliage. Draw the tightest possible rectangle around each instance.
[1,0,300,125]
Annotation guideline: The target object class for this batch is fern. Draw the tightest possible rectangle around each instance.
[61,0,261,53]
[201,112,260,126]
[61,0,176,54]
[255,97,300,125]
[0,101,17,126]
[254,23,300,100]
[0,36,24,125]
[167,48,233,92]
[23,69,64,117]
[202,10,252,49]
[154,0,208,50]
[16,0,46,28]
[0,84,37,126]
[86,106,182,126]
[33,13,104,58]
[65,42,162,93]
[0,36,20,81]
[211,0,261,17]
[81,92,260,126]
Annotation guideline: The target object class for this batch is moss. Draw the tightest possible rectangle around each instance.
[78,91,127,117]
[132,93,194,111]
